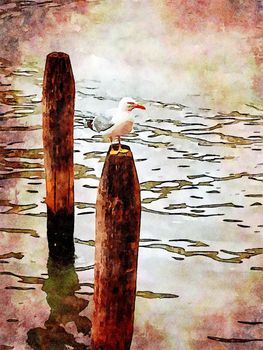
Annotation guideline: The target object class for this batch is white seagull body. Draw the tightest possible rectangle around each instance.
[88,97,146,143]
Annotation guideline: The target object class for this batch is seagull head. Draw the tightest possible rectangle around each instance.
[118,97,146,113]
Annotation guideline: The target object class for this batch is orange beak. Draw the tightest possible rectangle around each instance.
[132,103,146,111]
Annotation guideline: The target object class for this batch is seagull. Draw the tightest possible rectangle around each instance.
[87,97,146,154]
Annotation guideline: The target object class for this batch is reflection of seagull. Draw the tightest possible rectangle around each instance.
[87,97,146,153]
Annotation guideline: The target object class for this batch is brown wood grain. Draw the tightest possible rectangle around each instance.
[42,52,75,216]
[92,145,141,350]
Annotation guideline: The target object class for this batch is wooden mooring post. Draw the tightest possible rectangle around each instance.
[42,52,75,261]
[91,144,141,350]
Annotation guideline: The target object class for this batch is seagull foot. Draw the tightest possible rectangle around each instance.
[110,144,129,155]
[110,148,119,155]
[118,147,129,154]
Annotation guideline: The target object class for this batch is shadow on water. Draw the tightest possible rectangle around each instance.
[27,216,91,349]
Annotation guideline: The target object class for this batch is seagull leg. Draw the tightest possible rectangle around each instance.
[109,136,119,155]
[110,136,129,155]
[118,136,129,154]
[117,136,121,152]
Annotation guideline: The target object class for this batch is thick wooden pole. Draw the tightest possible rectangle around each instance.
[91,145,141,350]
[42,52,75,260]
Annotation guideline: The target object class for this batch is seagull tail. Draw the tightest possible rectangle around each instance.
[86,119,94,130]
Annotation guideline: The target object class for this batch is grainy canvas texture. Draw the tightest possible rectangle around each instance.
[0,1,262,349]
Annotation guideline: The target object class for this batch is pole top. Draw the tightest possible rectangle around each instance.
[46,52,69,60]
[43,52,74,84]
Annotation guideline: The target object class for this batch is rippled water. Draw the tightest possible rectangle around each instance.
[1,12,263,349]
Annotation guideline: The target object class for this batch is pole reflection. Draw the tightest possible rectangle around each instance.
[27,256,91,349]
[27,215,91,350]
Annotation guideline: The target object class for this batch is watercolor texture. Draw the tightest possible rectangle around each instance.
[0,1,262,349]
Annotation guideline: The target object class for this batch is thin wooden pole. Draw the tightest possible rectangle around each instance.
[42,52,75,260]
[91,144,141,350]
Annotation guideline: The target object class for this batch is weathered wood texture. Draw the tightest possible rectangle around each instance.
[42,52,75,216]
[92,145,141,350]
[42,52,75,260]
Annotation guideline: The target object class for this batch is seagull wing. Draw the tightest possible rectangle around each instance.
[93,108,116,132]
